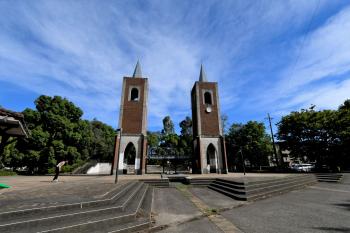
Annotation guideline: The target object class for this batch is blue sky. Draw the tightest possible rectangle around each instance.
[1,0,350,133]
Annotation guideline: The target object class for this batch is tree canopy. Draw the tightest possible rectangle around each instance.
[277,100,350,170]
[1,95,116,174]
[225,121,273,171]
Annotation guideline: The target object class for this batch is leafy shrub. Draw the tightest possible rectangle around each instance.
[0,170,17,176]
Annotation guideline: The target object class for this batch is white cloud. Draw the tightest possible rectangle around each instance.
[0,0,348,129]
[247,4,350,119]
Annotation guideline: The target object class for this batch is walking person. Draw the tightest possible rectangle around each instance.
[52,160,68,182]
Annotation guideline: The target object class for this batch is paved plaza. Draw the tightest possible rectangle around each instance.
[1,173,349,232]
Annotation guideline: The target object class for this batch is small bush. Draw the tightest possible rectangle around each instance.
[47,167,56,174]
[0,170,17,176]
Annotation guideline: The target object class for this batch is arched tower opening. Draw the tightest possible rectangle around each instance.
[123,142,136,174]
[206,143,217,173]
[204,91,212,105]
[131,88,139,101]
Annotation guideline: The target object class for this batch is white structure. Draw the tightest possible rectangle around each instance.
[87,163,112,175]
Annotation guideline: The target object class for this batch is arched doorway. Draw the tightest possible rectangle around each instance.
[123,142,136,174]
[206,143,217,173]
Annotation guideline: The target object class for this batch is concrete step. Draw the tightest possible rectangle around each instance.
[212,180,245,190]
[245,176,316,194]
[209,183,246,195]
[216,178,245,186]
[39,184,149,233]
[316,174,343,177]
[0,182,147,233]
[209,175,316,202]
[94,186,153,233]
[0,182,137,224]
[316,173,343,182]
[318,179,341,183]
[208,185,247,201]
[245,178,316,201]
[244,175,311,188]
[212,175,312,192]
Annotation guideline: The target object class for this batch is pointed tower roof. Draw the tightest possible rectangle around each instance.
[198,64,207,82]
[132,61,142,78]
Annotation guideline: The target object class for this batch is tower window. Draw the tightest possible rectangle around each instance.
[204,92,212,105]
[130,88,139,101]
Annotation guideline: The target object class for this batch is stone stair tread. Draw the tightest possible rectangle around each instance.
[0,183,148,233]
[245,175,310,186]
[38,185,149,233]
[209,176,316,202]
[208,186,247,201]
[316,174,343,177]
[245,176,315,192]
[210,183,246,195]
[0,182,140,226]
[318,179,341,182]
[213,180,245,189]
[216,178,245,186]
[245,180,316,200]
[316,173,343,182]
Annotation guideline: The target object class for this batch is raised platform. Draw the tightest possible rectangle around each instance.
[0,181,153,233]
[0,173,347,232]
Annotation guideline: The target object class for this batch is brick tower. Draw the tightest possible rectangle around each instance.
[191,65,228,174]
[112,61,148,175]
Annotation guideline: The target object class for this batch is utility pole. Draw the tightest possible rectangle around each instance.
[266,113,279,167]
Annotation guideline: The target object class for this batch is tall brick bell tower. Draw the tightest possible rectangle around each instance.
[112,61,148,175]
[191,65,228,174]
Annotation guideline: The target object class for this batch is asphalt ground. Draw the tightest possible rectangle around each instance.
[189,187,245,210]
[152,187,202,227]
[220,174,350,233]
[157,217,223,233]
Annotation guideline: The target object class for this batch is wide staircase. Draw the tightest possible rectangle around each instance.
[0,181,153,233]
[316,173,343,182]
[208,174,317,201]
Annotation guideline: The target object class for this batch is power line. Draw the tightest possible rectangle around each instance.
[288,0,321,85]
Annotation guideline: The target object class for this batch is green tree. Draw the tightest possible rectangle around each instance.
[277,101,350,170]
[226,121,273,171]
[178,116,193,156]
[337,100,350,169]
[1,95,116,174]
[162,116,174,135]
[147,131,161,147]
[89,119,116,162]
[179,117,192,136]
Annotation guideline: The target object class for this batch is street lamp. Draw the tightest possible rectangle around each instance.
[115,128,122,184]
